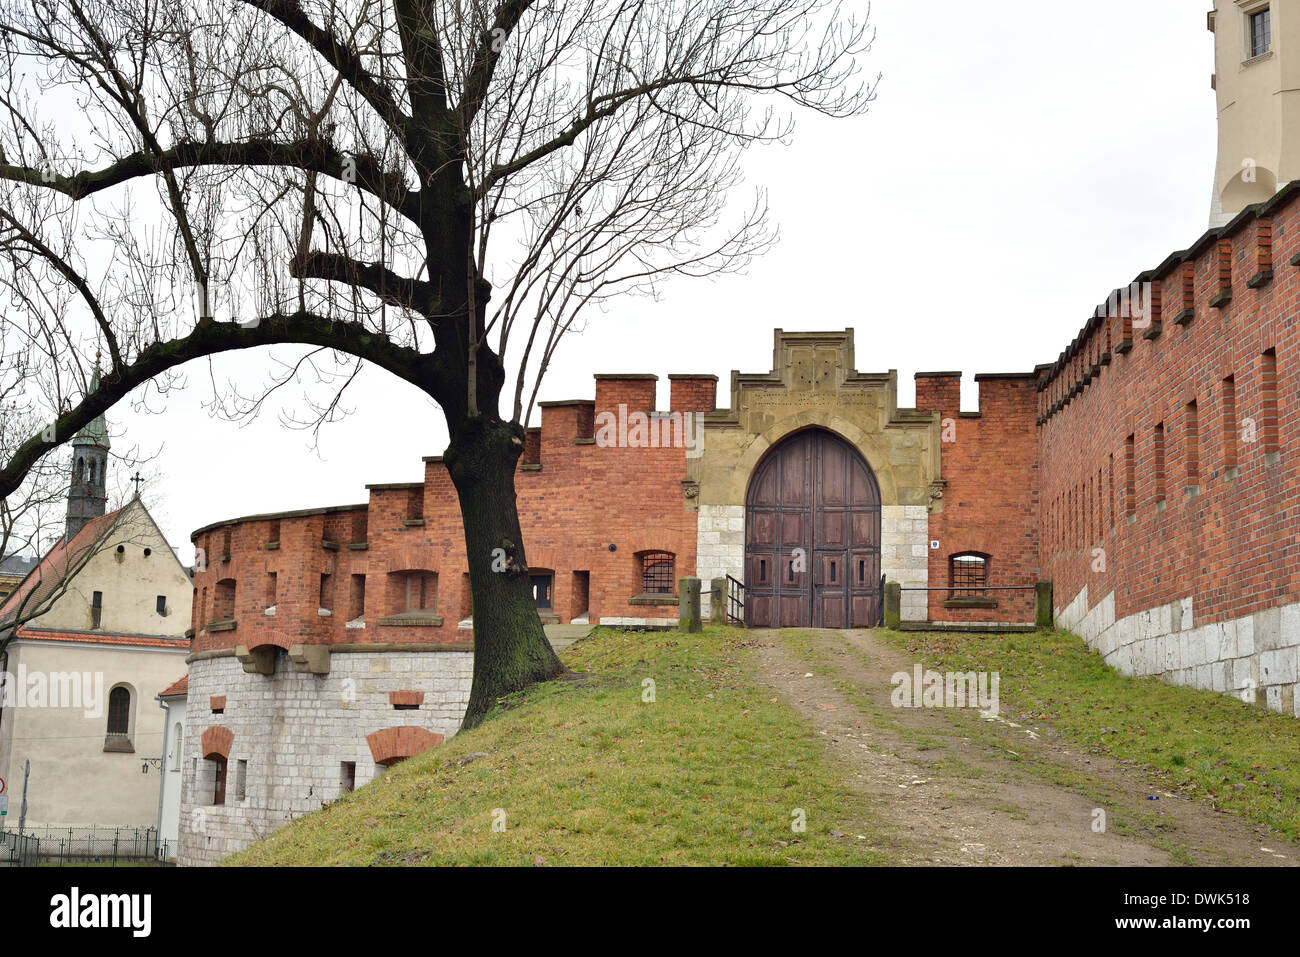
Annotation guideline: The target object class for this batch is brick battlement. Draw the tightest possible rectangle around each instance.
[189,371,714,654]
[1038,182,1300,426]
[915,370,1040,624]
[1038,185,1300,660]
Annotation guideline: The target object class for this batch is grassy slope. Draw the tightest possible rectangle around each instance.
[874,628,1300,844]
[229,627,891,866]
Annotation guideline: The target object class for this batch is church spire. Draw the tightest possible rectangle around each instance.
[66,352,111,542]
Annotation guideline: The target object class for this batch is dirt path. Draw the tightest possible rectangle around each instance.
[756,628,1298,866]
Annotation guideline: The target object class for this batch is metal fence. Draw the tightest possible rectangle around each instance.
[2,826,172,866]
[0,829,39,867]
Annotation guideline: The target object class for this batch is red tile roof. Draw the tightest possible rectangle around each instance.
[158,674,189,698]
[0,508,126,629]
[13,626,189,650]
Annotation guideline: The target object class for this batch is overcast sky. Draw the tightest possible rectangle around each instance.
[98,0,1216,556]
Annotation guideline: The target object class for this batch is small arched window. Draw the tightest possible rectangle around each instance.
[107,686,131,735]
[88,459,96,484]
[640,551,675,594]
[75,457,85,483]
[949,553,989,597]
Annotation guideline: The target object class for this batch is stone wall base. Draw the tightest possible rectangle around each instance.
[177,649,472,866]
[1058,586,1300,717]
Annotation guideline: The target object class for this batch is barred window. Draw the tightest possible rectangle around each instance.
[641,551,675,594]
[950,553,988,596]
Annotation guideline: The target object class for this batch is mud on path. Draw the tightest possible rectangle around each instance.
[756,628,1298,866]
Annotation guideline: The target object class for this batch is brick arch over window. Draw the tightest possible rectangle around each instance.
[366,726,444,767]
[243,631,295,654]
[944,532,1000,556]
[630,535,680,557]
[384,547,439,574]
[525,548,562,573]
[201,726,234,760]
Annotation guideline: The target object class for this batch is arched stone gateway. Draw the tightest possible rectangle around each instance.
[745,428,881,628]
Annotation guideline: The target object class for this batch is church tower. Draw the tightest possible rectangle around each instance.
[1210,1,1300,226]
[65,359,110,542]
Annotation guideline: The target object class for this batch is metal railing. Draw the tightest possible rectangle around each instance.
[896,584,1040,627]
[898,585,1039,593]
[726,575,745,626]
[9,825,171,866]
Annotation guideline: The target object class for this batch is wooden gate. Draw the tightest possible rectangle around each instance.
[744,429,881,628]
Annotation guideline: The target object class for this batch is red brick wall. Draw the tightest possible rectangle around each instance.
[668,374,718,413]
[189,374,713,653]
[918,373,1041,623]
[1038,192,1300,628]
[187,191,1300,650]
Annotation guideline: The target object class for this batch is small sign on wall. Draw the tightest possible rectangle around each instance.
[930,540,940,550]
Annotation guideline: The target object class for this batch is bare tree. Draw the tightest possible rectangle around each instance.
[0,0,876,726]
[0,334,159,643]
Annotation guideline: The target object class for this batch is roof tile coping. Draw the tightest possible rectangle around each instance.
[16,626,189,648]
[191,502,368,541]
[1041,179,1300,388]
[158,674,189,698]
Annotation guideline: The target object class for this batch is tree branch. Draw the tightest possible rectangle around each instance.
[0,312,429,500]
[0,139,420,220]
[0,210,122,371]
[459,0,538,129]
[237,0,414,145]
[289,250,440,314]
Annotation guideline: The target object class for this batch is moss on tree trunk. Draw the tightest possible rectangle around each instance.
[445,415,564,729]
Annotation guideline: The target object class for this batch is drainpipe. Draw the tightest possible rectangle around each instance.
[154,694,168,851]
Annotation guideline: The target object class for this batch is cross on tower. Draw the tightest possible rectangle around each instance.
[130,472,144,497]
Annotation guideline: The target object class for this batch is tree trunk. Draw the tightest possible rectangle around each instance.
[444,414,564,729]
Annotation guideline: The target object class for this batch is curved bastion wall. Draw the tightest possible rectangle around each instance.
[177,649,471,866]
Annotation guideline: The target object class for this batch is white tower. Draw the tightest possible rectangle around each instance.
[1209,2,1300,225]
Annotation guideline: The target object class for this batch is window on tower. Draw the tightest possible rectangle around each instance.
[1249,7,1271,58]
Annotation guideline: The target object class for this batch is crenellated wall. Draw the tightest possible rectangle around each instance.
[188,373,707,652]
[1038,183,1300,716]
[917,372,1040,624]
